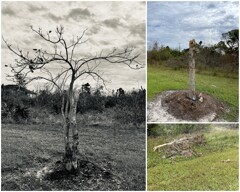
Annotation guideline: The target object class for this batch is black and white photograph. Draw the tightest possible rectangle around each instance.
[1,1,146,190]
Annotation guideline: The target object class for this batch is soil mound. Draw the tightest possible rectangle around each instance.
[162,91,226,121]
[37,160,123,190]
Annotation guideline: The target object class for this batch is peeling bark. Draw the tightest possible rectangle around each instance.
[61,88,80,171]
[189,39,196,100]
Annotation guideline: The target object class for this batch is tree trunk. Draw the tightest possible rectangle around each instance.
[61,88,80,171]
[189,39,196,100]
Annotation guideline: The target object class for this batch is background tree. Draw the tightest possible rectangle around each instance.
[222,29,239,55]
[3,26,143,171]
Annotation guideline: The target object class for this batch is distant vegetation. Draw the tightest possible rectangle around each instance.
[148,29,239,76]
[148,124,209,136]
[148,124,238,136]
[1,84,145,125]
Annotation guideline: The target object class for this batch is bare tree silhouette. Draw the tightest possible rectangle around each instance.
[3,25,143,171]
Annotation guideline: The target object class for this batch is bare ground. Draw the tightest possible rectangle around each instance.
[148,90,227,122]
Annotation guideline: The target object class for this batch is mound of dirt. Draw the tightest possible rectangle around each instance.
[147,90,227,122]
[37,160,124,191]
[162,91,226,121]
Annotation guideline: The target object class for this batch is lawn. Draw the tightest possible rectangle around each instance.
[147,65,239,121]
[1,121,145,190]
[147,127,239,191]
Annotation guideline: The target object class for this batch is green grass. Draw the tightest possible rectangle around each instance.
[2,121,145,190]
[147,128,239,191]
[147,65,239,121]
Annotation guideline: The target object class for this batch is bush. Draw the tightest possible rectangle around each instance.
[148,124,210,137]
[77,92,105,114]
[113,89,146,124]
[1,87,32,122]
[2,85,146,125]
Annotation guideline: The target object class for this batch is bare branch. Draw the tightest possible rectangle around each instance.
[3,25,142,93]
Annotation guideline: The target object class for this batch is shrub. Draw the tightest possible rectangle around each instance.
[1,86,32,122]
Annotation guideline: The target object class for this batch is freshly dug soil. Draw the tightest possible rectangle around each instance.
[162,90,226,121]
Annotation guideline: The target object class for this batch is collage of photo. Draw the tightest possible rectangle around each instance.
[1,1,239,191]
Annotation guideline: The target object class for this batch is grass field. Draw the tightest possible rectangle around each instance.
[147,65,239,121]
[1,120,145,190]
[147,127,239,191]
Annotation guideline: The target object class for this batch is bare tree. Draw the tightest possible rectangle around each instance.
[2,26,143,171]
[189,39,196,100]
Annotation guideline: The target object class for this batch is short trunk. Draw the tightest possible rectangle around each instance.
[62,89,80,171]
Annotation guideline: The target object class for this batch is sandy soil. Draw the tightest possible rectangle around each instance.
[148,90,227,122]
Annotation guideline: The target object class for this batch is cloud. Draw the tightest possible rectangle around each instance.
[66,8,93,21]
[87,25,101,35]
[103,18,122,28]
[207,3,216,9]
[129,23,145,38]
[28,4,46,12]
[46,13,63,22]
[147,1,239,49]
[2,6,15,16]
[99,40,110,46]
[2,1,145,91]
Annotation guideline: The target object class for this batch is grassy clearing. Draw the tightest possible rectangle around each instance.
[147,127,239,191]
[147,65,238,121]
[2,119,145,190]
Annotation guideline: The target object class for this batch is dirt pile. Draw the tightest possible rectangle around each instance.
[162,91,226,121]
[1,159,125,191]
[38,159,123,190]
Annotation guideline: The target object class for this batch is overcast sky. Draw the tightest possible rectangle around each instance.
[148,1,239,50]
[1,1,146,92]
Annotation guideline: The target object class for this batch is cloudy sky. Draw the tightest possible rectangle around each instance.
[148,1,239,50]
[1,1,146,92]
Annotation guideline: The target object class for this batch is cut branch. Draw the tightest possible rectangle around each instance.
[153,134,206,152]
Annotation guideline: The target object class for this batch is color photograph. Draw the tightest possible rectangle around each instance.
[147,124,239,191]
[147,1,239,122]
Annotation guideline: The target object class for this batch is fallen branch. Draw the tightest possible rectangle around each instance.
[153,134,205,152]
[153,134,206,159]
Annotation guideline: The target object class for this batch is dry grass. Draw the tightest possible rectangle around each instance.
[2,117,145,190]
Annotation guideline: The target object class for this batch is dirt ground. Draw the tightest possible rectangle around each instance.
[1,123,145,190]
[148,90,227,122]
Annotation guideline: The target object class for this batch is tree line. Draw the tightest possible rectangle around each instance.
[148,29,239,74]
[1,84,145,125]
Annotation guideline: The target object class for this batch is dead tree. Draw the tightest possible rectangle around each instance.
[2,26,143,171]
[189,39,196,100]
